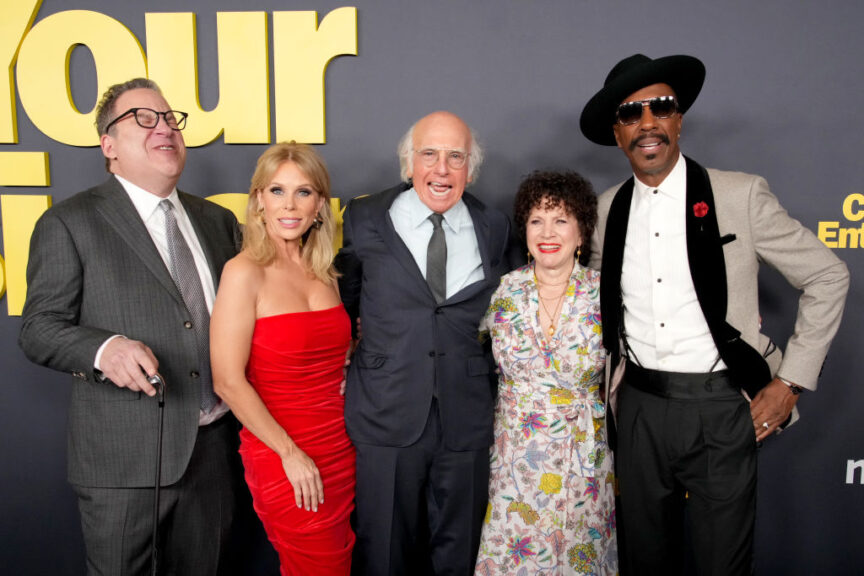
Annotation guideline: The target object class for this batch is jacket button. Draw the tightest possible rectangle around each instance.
[190,371,199,378]
[184,321,193,329]
[428,351,435,357]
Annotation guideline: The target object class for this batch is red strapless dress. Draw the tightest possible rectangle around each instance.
[240,305,356,576]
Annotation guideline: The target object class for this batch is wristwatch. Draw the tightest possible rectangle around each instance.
[779,377,804,395]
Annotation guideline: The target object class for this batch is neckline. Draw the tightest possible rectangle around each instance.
[256,304,342,321]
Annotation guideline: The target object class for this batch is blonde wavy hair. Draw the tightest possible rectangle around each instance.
[243,143,337,283]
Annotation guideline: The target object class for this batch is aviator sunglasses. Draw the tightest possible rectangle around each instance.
[616,96,678,125]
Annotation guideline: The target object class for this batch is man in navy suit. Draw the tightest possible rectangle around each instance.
[337,111,519,575]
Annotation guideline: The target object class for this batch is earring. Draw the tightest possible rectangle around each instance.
[312,212,323,230]
[576,245,582,262]
[256,204,265,221]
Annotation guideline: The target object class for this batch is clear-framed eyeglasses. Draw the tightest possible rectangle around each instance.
[414,148,470,170]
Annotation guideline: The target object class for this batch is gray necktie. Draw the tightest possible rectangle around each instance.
[159,200,219,412]
[427,213,447,304]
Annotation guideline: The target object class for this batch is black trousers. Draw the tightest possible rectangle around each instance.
[73,415,245,576]
[616,362,757,576]
[351,399,489,576]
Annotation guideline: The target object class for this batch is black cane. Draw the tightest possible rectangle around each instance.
[148,373,166,576]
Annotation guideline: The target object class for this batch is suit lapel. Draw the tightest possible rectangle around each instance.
[600,178,633,353]
[373,186,432,294]
[683,157,771,394]
[445,193,493,306]
[684,156,728,329]
[93,177,185,307]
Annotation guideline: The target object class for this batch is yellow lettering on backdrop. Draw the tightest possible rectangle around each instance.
[273,7,357,143]
[818,222,839,248]
[16,10,147,146]
[0,0,42,143]
[0,151,49,186]
[146,12,270,146]
[842,193,864,222]
[207,193,247,223]
[1,194,51,315]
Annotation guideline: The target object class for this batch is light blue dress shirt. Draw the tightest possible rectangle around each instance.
[389,188,485,299]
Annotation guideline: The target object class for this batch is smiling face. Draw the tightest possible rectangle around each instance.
[612,82,682,188]
[408,111,473,214]
[526,200,582,274]
[256,161,325,245]
[99,88,186,197]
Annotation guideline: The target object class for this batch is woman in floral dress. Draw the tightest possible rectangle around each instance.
[475,171,617,576]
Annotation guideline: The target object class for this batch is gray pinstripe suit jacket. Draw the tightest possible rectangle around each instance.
[20,176,241,487]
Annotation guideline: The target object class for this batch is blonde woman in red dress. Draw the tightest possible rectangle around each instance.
[211,143,355,575]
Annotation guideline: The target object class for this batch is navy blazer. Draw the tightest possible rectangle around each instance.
[336,183,518,451]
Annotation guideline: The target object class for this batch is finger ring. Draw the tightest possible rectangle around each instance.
[762,421,769,430]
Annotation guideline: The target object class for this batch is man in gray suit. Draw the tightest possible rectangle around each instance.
[336,111,519,575]
[581,55,849,575]
[19,78,242,575]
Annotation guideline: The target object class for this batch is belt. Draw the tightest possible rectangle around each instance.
[624,360,741,400]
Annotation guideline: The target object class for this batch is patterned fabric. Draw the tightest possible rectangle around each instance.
[474,263,618,576]
[159,199,218,412]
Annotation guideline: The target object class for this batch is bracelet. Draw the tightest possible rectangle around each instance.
[778,377,804,395]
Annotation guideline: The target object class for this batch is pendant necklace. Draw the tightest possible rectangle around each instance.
[535,272,568,336]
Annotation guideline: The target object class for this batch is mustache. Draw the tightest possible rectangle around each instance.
[629,132,670,151]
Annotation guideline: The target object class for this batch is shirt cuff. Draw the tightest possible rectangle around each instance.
[94,334,126,371]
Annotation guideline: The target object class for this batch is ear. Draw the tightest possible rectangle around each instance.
[613,125,623,149]
[255,190,263,211]
[100,133,115,160]
[316,194,326,213]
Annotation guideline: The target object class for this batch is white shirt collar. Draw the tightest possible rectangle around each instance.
[114,174,180,222]
[633,153,686,201]
[404,187,470,232]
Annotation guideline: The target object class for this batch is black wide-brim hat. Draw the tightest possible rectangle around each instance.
[580,54,706,146]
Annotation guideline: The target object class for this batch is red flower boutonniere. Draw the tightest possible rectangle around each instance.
[693,201,709,218]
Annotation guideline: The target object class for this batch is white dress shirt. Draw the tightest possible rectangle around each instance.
[96,175,226,423]
[621,154,726,372]
[389,188,485,298]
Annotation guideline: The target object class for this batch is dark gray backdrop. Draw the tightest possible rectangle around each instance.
[2,1,861,574]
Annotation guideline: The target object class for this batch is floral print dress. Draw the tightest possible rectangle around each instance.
[474,263,617,576]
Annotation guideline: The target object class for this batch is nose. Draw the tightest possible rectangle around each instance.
[432,151,449,174]
[638,104,658,130]
[152,113,173,134]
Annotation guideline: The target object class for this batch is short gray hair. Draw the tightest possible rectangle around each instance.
[396,121,484,184]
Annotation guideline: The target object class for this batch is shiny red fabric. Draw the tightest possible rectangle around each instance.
[240,305,355,576]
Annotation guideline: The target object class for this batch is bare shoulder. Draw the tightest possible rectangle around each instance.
[220,251,265,294]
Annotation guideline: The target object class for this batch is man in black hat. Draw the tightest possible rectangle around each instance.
[582,54,849,575]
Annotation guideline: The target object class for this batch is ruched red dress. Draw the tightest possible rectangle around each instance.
[240,305,355,575]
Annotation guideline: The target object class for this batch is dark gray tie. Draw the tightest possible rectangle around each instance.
[427,213,447,304]
[159,200,218,413]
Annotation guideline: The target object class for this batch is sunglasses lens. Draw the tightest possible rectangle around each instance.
[616,102,643,125]
[649,97,677,118]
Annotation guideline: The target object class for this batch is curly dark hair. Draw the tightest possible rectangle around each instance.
[513,170,597,266]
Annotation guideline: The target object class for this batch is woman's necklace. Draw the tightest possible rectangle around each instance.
[534,272,568,336]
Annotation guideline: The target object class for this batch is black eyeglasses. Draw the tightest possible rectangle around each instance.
[104,107,188,133]
[616,96,678,125]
